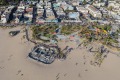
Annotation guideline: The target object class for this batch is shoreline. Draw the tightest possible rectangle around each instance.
[0,27,120,80]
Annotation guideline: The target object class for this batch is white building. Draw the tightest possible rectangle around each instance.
[44,1,51,9]
[24,12,33,18]
[62,19,82,23]
[0,6,14,23]
[46,8,55,19]
[76,6,88,14]
[108,1,120,15]
[71,1,80,6]
[56,7,65,17]
[92,0,106,7]
[36,3,44,16]
[18,1,25,12]
[86,5,102,18]
[15,17,19,23]
[0,14,7,23]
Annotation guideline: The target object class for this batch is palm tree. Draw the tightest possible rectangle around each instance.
[83,0,87,5]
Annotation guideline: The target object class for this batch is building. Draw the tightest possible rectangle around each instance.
[62,12,81,23]
[108,1,120,15]
[93,1,105,7]
[55,7,66,18]
[36,3,44,16]
[62,19,82,23]
[86,5,102,18]
[71,1,80,6]
[14,17,19,23]
[44,1,51,9]
[76,6,89,15]
[13,2,26,24]
[60,1,74,11]
[24,6,33,24]
[68,12,80,19]
[53,3,61,8]
[0,6,14,23]
[36,17,45,24]
[0,14,8,23]
[18,1,25,12]
[46,8,55,19]
[45,18,58,23]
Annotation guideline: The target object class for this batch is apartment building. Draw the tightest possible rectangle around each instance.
[86,5,102,18]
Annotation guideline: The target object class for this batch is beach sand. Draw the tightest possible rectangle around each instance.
[0,27,120,80]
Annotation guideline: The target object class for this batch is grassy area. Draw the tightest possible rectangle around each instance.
[61,25,82,35]
[31,24,58,40]
[31,24,119,48]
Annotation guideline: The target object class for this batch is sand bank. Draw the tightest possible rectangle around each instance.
[0,27,120,80]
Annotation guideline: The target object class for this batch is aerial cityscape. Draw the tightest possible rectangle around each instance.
[0,0,120,80]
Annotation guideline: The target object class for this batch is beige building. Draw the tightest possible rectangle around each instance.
[76,6,89,14]
[86,5,102,18]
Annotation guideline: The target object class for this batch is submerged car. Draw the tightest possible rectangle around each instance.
[9,30,20,36]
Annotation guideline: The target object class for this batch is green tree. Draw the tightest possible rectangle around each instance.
[0,0,9,5]
[108,6,113,11]
[83,0,87,5]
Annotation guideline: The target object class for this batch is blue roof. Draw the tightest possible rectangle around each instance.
[68,13,79,18]
[53,3,60,8]
[46,19,58,22]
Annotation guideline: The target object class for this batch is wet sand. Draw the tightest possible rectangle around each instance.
[0,27,120,80]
